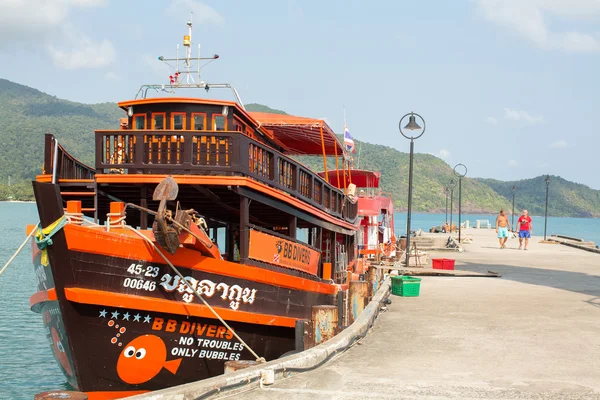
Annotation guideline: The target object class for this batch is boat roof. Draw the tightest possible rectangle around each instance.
[248,112,344,156]
[117,99,344,156]
[317,169,381,188]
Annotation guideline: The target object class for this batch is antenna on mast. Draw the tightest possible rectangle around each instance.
[134,15,245,108]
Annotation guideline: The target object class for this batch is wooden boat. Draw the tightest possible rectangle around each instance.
[27,19,368,399]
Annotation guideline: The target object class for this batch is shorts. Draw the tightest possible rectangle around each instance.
[519,230,531,239]
[497,227,508,238]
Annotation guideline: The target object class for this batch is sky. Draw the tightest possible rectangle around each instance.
[0,0,599,189]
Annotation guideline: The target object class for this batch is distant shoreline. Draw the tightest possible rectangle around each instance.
[0,200,35,203]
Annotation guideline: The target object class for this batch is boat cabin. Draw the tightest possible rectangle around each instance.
[40,97,359,283]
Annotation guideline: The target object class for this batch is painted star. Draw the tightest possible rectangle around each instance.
[99,309,107,318]
[122,312,130,321]
[133,313,141,322]
[143,315,151,323]
[111,310,120,319]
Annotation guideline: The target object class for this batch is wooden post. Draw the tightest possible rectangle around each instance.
[295,319,309,352]
[108,202,125,229]
[239,195,249,262]
[348,280,368,324]
[289,215,297,239]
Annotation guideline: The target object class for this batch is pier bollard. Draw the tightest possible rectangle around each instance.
[349,280,369,324]
[308,305,338,349]
[34,391,88,400]
[224,360,262,374]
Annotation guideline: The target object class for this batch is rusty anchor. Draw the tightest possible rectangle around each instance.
[151,176,181,254]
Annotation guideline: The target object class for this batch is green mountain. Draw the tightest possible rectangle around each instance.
[0,79,598,218]
[476,176,600,218]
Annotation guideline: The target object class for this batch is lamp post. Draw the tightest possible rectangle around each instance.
[443,187,450,225]
[399,112,426,267]
[448,178,456,232]
[453,164,467,244]
[544,175,550,241]
[511,185,517,229]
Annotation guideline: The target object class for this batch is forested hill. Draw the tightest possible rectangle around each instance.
[0,79,598,217]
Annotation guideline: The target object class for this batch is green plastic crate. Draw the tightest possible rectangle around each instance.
[391,276,421,297]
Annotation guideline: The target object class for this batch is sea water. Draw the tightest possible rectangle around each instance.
[0,202,599,398]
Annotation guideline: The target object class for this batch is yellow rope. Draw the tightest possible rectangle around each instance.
[35,216,67,267]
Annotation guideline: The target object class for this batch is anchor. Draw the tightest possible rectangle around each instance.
[151,176,182,254]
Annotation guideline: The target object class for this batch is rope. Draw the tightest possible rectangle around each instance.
[35,216,67,266]
[0,223,40,277]
[124,225,265,363]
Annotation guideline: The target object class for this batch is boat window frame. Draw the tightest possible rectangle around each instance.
[152,112,167,130]
[192,112,207,131]
[171,112,187,131]
[212,114,227,131]
[132,113,147,130]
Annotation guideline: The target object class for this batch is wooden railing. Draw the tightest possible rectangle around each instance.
[44,134,95,181]
[95,130,358,222]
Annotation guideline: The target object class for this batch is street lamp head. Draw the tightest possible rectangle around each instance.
[453,163,468,178]
[398,112,426,140]
[545,175,550,186]
[511,185,516,192]
[403,113,422,130]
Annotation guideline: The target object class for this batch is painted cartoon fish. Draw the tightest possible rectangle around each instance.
[51,327,73,376]
[117,334,182,385]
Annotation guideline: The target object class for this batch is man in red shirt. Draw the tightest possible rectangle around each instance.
[517,209,533,250]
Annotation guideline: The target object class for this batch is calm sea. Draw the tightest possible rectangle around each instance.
[0,202,599,398]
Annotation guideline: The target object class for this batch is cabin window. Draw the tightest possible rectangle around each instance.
[171,113,186,130]
[152,113,166,130]
[212,115,227,131]
[133,114,146,130]
[192,113,207,130]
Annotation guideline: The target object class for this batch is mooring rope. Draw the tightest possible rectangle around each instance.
[124,225,266,363]
[0,223,40,277]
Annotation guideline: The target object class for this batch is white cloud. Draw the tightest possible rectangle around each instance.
[0,0,113,70]
[167,0,224,25]
[439,149,451,159]
[504,108,544,124]
[104,71,120,81]
[486,116,498,124]
[0,0,106,42]
[508,160,518,167]
[550,139,568,148]
[475,0,600,53]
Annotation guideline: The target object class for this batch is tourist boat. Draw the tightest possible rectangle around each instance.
[317,169,397,272]
[27,19,367,399]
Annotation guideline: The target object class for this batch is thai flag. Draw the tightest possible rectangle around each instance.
[344,125,355,154]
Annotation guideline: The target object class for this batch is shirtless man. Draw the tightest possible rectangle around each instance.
[495,209,510,249]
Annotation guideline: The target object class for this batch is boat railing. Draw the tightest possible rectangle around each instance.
[95,130,358,222]
[43,134,96,181]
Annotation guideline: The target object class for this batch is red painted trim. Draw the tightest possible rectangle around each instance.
[84,390,149,399]
[64,287,298,328]
[30,288,57,309]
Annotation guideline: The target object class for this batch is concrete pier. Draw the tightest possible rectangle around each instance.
[235,229,600,399]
